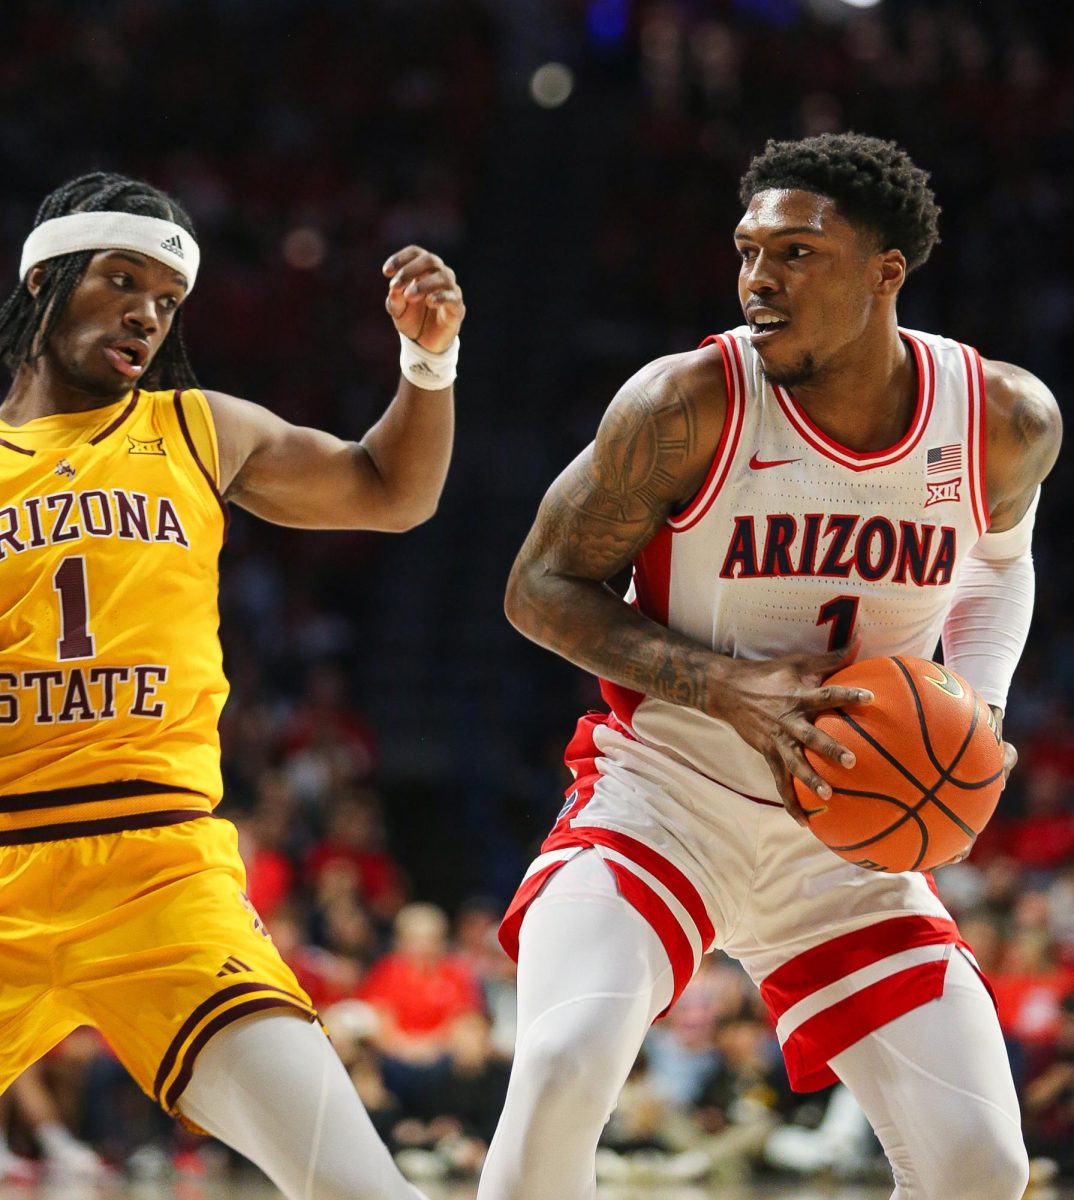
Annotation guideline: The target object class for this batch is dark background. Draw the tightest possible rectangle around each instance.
[3,0,1074,1173]
[2,0,1071,906]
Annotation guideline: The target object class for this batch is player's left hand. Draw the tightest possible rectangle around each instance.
[383,246,465,353]
[991,705,1018,790]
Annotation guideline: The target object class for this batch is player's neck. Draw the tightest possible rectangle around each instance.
[789,324,917,454]
[0,361,130,426]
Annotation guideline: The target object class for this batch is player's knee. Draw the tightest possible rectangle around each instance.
[932,1126,1028,1200]
[515,1019,621,1119]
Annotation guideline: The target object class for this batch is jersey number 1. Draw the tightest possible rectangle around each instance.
[53,555,95,660]
[817,595,859,650]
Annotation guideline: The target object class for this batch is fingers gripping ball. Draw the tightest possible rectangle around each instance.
[793,656,1005,873]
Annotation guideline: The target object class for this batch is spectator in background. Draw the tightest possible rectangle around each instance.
[992,930,1074,1061]
[305,788,408,921]
[1004,765,1074,874]
[643,956,751,1107]
[394,1013,511,1182]
[360,903,482,1107]
[234,771,300,922]
[267,902,364,1013]
[453,898,518,1058]
[0,1061,110,1184]
[1022,989,1074,1178]
[321,1000,402,1146]
[282,662,378,796]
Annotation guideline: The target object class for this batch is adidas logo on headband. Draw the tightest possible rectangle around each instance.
[160,233,185,259]
[19,212,201,293]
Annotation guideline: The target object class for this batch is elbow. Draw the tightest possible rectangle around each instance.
[504,556,540,636]
[381,499,439,533]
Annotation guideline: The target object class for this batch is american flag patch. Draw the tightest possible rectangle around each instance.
[926,444,961,475]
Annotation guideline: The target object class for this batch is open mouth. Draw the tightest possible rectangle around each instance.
[103,340,148,379]
[747,310,790,341]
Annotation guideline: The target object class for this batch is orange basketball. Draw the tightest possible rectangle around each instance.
[793,656,1005,873]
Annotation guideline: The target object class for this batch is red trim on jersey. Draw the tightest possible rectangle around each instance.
[88,390,140,444]
[497,855,698,1015]
[759,913,959,1019]
[540,823,715,950]
[782,958,950,1092]
[603,861,697,1011]
[500,709,716,1005]
[599,525,674,726]
[773,333,934,471]
[973,350,990,528]
[0,437,35,456]
[174,391,231,540]
[961,345,990,535]
[633,524,673,625]
[669,334,746,532]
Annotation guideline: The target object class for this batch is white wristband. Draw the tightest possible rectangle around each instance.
[399,333,459,390]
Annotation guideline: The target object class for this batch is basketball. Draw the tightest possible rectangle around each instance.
[794,656,1005,873]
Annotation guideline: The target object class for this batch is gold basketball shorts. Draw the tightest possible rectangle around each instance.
[0,815,315,1113]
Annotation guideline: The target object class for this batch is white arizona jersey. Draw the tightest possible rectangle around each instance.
[600,326,989,803]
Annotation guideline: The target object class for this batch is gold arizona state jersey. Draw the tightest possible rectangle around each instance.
[0,388,229,841]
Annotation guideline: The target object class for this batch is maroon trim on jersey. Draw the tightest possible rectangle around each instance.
[0,779,205,813]
[669,334,746,532]
[162,997,317,1112]
[173,391,230,540]
[961,344,990,535]
[0,437,35,456]
[0,809,208,846]
[773,332,935,471]
[88,390,140,444]
[154,981,316,1105]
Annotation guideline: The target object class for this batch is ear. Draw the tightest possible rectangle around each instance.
[25,265,47,298]
[875,249,906,298]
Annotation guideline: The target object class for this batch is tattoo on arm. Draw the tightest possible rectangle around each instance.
[509,365,722,713]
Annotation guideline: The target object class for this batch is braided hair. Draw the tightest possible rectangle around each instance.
[0,173,199,388]
[739,133,941,275]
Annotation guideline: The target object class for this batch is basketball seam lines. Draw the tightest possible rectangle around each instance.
[892,656,1003,790]
[834,705,979,869]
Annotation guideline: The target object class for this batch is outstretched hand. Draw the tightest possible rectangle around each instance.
[383,245,465,353]
[716,643,873,826]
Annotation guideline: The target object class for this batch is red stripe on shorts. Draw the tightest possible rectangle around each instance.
[759,913,958,1019]
[780,958,950,1092]
[603,861,696,1013]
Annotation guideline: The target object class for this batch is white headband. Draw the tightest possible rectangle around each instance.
[19,212,200,293]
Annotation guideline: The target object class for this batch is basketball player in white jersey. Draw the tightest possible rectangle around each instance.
[479,133,1061,1200]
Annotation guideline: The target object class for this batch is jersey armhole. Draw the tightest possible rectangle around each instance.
[175,388,221,486]
[171,389,230,537]
[667,334,745,533]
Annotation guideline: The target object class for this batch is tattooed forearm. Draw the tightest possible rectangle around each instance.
[505,353,729,716]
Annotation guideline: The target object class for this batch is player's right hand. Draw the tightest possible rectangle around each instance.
[715,644,873,826]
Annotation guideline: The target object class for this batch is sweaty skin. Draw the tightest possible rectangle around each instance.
[505,190,1061,822]
[1,245,465,534]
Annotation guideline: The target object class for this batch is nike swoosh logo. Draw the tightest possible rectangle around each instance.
[749,453,801,470]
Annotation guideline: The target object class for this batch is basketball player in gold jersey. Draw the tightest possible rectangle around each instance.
[0,172,464,1200]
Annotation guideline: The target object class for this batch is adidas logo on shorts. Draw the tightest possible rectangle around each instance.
[159,233,185,259]
[215,955,252,977]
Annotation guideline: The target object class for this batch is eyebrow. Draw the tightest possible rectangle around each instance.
[102,249,188,291]
[734,225,827,241]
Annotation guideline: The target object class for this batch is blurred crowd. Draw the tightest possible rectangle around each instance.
[0,0,1071,1190]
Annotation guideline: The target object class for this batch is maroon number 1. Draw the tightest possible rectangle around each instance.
[817,595,859,650]
[53,556,96,660]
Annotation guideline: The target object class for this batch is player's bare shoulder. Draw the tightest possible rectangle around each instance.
[980,358,1062,525]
